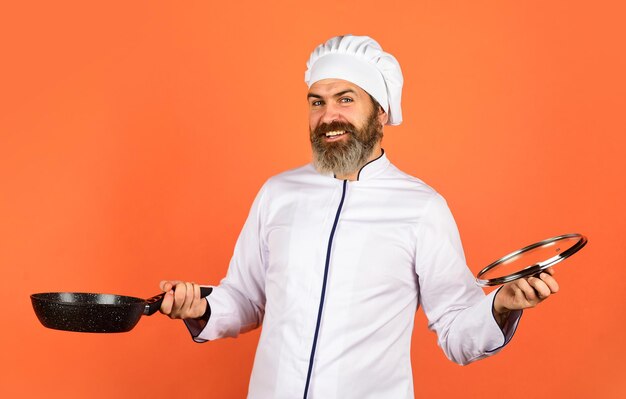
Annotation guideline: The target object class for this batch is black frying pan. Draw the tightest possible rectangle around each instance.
[31,287,212,333]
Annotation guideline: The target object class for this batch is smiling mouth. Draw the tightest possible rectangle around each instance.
[325,130,348,138]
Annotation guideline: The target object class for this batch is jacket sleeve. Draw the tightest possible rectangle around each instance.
[415,193,521,365]
[185,183,269,342]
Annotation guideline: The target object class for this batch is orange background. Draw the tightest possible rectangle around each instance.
[1,1,625,398]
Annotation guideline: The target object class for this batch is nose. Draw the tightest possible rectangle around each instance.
[320,103,342,125]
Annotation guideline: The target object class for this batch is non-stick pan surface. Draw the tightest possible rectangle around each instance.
[31,287,211,333]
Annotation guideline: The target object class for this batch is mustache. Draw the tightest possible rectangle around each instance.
[313,120,356,136]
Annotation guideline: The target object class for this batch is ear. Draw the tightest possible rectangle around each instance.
[377,106,389,125]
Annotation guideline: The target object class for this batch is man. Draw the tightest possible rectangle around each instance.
[160,35,559,399]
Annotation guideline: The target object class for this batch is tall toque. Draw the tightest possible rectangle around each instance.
[305,35,404,125]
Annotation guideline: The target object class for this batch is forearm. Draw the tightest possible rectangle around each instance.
[189,283,264,342]
[436,290,521,365]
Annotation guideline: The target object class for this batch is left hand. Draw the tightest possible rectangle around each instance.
[493,267,560,325]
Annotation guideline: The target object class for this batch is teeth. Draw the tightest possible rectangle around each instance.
[325,130,345,137]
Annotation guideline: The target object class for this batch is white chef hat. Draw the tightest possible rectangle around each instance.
[305,35,404,125]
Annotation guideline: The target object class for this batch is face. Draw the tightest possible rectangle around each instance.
[307,79,388,176]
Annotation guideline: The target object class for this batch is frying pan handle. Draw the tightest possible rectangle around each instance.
[144,286,213,316]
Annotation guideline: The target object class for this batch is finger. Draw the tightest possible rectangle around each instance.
[545,267,556,276]
[538,272,560,294]
[528,276,551,300]
[516,278,539,302]
[194,283,207,318]
[194,283,201,303]
[184,282,195,312]
[160,280,182,292]
[173,282,188,314]
[160,290,175,315]
[193,283,204,318]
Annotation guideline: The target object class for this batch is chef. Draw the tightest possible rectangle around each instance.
[159,35,560,399]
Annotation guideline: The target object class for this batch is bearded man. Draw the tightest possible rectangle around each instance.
[160,35,560,399]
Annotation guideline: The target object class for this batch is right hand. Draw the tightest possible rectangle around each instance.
[159,280,208,319]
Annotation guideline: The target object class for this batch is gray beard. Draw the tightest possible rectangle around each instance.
[310,111,382,177]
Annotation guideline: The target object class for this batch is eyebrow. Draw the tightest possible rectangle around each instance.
[307,89,357,100]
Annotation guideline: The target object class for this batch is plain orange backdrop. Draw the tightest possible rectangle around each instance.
[1,1,625,398]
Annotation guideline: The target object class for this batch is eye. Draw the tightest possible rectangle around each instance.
[310,100,323,107]
[339,97,353,103]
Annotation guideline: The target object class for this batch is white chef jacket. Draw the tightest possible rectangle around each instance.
[188,151,521,399]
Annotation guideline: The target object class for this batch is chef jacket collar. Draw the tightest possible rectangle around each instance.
[355,149,389,181]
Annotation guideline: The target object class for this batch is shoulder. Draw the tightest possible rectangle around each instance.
[261,163,331,193]
[266,163,319,184]
[380,162,444,205]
